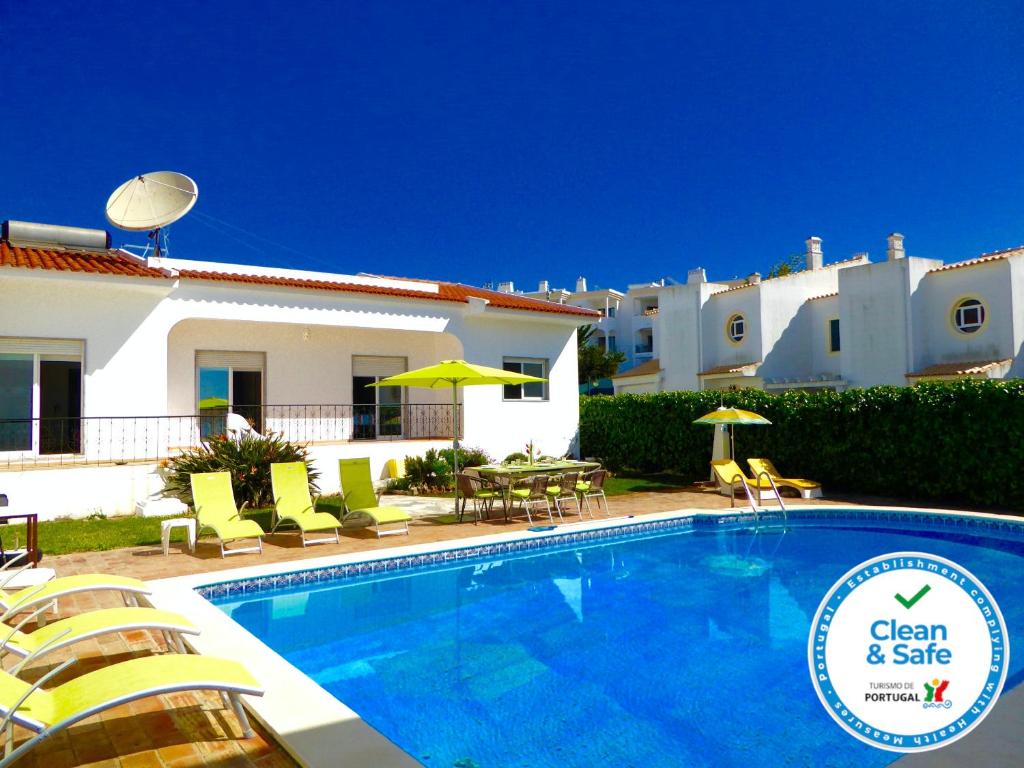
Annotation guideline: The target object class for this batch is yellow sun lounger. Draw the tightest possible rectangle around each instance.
[710,460,780,501]
[270,462,341,546]
[0,654,263,766]
[747,458,823,499]
[339,458,411,538]
[191,471,266,557]
[0,574,149,626]
[0,606,198,662]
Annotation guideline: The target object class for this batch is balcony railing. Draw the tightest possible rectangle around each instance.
[0,403,460,471]
[634,344,654,354]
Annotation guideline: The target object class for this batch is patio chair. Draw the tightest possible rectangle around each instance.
[338,458,412,537]
[0,605,198,664]
[545,473,582,519]
[0,654,263,766]
[576,469,610,517]
[0,567,149,627]
[710,460,779,501]
[190,472,265,558]
[270,462,342,546]
[456,473,503,524]
[509,474,554,525]
[747,458,823,499]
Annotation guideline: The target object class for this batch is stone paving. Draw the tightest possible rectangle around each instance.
[4,488,899,766]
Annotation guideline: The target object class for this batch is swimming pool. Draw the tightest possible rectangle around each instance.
[209,510,1024,767]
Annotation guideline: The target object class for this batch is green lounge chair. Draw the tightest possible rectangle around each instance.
[270,462,341,546]
[0,573,149,627]
[190,472,265,557]
[0,606,198,663]
[338,458,411,538]
[0,654,263,765]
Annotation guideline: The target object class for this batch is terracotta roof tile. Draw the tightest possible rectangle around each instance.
[928,247,1024,274]
[611,358,661,379]
[807,292,839,302]
[699,361,761,376]
[177,269,600,318]
[906,359,1012,378]
[1,238,597,318]
[0,241,169,279]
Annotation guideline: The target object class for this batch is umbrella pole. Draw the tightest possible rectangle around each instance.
[452,382,459,516]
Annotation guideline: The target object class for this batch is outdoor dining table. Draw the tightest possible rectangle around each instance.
[475,460,601,519]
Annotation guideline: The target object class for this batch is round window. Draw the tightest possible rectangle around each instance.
[726,313,746,344]
[952,298,986,334]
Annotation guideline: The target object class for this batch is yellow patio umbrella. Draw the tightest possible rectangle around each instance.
[370,360,547,511]
[693,407,771,461]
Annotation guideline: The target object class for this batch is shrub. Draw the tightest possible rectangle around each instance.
[403,448,453,490]
[438,446,492,470]
[162,433,319,508]
[579,380,1024,509]
[503,452,529,464]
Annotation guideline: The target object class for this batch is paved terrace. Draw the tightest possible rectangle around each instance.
[4,489,995,767]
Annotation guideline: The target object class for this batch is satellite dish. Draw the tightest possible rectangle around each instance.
[105,171,198,257]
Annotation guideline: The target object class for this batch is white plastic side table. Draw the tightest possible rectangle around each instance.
[161,518,196,555]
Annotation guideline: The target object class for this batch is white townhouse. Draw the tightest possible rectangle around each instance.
[619,233,1024,393]
[0,220,597,519]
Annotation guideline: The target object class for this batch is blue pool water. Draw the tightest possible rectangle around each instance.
[213,516,1024,767]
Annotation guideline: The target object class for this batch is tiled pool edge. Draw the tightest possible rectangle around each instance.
[146,504,1024,768]
[195,506,1024,601]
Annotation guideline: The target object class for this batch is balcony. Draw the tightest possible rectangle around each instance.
[634,343,654,355]
[0,403,460,471]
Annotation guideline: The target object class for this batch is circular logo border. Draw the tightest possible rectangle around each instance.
[807,551,1009,753]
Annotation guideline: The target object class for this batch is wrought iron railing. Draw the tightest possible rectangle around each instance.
[0,403,460,470]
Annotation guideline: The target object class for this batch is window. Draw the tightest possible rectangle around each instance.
[952,298,986,334]
[196,351,265,437]
[352,356,406,439]
[828,318,841,353]
[0,339,83,455]
[607,305,617,318]
[502,358,547,401]
[726,314,746,344]
[607,335,617,352]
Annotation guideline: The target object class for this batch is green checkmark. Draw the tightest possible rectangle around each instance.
[895,584,931,609]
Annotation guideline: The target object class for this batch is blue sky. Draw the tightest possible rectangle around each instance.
[1,1,1022,290]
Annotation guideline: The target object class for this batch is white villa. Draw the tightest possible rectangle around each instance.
[0,220,597,520]
[502,233,1024,395]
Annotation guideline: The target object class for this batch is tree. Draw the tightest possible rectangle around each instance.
[577,325,626,394]
[766,253,805,278]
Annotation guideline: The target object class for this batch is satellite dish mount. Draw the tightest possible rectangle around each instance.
[105,172,198,258]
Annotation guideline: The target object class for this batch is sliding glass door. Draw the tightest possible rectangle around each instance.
[0,342,83,456]
[196,351,265,438]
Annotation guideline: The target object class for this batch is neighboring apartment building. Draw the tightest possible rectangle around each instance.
[503,276,673,373]
[617,234,1024,393]
[0,219,597,519]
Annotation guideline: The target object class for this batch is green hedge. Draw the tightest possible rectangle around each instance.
[579,380,1024,509]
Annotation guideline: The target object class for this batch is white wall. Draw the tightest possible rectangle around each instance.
[702,285,763,373]
[453,314,580,461]
[916,260,1014,369]
[166,319,462,414]
[838,256,942,386]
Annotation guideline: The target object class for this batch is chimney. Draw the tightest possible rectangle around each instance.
[805,236,823,270]
[686,267,707,285]
[852,251,869,262]
[575,276,588,292]
[887,233,905,261]
[497,280,515,294]
[538,279,549,292]
[747,272,761,285]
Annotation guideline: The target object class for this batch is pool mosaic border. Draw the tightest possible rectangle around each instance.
[195,507,1024,601]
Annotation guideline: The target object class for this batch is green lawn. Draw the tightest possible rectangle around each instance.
[604,473,688,496]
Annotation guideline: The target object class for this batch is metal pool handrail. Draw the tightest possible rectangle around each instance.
[755,471,787,517]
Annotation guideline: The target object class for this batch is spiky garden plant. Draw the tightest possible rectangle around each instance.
[161,433,319,508]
